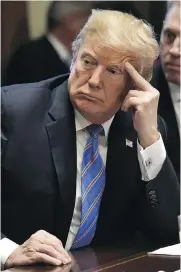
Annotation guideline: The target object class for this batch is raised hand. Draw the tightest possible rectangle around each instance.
[122,62,160,148]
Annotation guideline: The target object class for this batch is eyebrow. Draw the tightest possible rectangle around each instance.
[81,51,124,70]
[163,26,180,35]
[108,62,123,68]
[81,52,97,60]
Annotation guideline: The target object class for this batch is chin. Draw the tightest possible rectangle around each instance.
[75,99,105,122]
[79,103,101,115]
[166,74,180,85]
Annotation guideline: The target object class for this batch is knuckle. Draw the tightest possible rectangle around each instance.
[143,93,152,103]
[25,244,37,256]
[44,245,53,254]
[153,93,159,101]
[26,250,36,258]
[129,90,135,96]
[37,229,46,235]
[137,105,142,112]
[153,88,160,96]
[145,97,150,104]
[52,242,62,251]
[128,96,134,102]
[30,230,43,239]
[34,230,47,239]
[52,237,62,247]
[29,234,36,242]
[34,252,43,262]
[156,91,160,98]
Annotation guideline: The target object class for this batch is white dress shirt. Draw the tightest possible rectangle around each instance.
[47,33,71,67]
[0,110,166,266]
[168,82,180,136]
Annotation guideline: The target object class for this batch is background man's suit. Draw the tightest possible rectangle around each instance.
[151,62,180,181]
[4,36,69,85]
[2,75,179,250]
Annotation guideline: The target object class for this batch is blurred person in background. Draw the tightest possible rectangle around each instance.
[4,1,92,85]
[151,1,180,181]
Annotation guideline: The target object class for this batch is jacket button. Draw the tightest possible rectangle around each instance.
[150,194,156,199]
[149,190,155,195]
[151,202,159,207]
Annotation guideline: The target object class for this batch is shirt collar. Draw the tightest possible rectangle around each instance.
[75,109,114,139]
[47,33,71,65]
[168,82,180,102]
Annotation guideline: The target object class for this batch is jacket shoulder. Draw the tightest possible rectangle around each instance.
[11,36,48,57]
[1,74,69,117]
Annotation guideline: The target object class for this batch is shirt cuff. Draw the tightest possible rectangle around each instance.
[137,133,166,181]
[0,238,19,268]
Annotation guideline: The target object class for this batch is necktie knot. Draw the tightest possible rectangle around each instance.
[86,124,104,138]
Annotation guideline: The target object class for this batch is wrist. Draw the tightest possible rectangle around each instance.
[5,255,14,269]
[138,130,160,149]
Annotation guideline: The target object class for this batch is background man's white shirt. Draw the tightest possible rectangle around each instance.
[168,82,180,136]
[47,33,71,67]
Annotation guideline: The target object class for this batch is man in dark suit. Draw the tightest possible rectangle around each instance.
[4,1,91,85]
[151,1,180,180]
[1,9,179,269]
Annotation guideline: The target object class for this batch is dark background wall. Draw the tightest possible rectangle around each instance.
[1,1,29,83]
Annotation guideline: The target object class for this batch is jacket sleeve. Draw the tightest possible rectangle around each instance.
[137,115,180,244]
[1,88,9,162]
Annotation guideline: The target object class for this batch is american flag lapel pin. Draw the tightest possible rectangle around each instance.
[126,138,133,148]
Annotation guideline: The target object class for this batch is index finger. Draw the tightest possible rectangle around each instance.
[124,62,151,91]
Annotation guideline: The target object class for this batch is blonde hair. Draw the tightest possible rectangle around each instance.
[72,9,160,82]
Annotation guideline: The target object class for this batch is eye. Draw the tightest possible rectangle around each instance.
[82,57,96,68]
[107,67,122,76]
[84,59,91,65]
[163,30,176,43]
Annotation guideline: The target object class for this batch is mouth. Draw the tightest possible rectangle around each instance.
[165,63,180,71]
[78,93,102,102]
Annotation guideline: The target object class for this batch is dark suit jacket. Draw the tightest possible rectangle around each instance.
[4,36,69,85]
[1,75,180,250]
[151,63,180,181]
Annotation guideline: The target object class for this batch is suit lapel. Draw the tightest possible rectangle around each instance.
[153,64,179,138]
[159,81,179,137]
[152,63,180,178]
[157,68,180,177]
[46,79,77,245]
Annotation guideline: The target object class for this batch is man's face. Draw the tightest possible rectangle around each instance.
[68,38,134,123]
[160,4,180,85]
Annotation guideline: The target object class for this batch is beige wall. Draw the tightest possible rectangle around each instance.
[27,1,51,38]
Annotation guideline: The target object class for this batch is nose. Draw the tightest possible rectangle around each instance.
[88,66,104,89]
[169,37,180,57]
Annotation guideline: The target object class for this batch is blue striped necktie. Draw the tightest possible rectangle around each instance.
[71,124,105,249]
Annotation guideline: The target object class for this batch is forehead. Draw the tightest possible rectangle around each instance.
[164,5,180,32]
[78,37,137,66]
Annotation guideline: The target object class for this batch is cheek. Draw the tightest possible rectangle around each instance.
[70,65,91,89]
[160,42,169,57]
[105,77,128,104]
[104,86,122,107]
